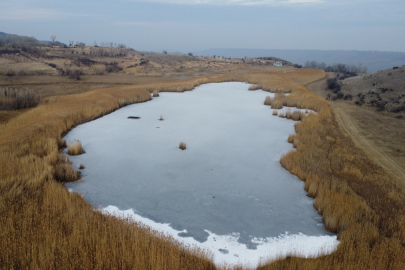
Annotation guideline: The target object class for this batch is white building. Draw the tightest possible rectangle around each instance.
[273,61,283,67]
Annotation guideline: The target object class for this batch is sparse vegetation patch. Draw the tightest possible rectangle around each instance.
[67,140,83,155]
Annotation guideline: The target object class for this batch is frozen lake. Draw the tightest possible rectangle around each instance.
[64,82,338,266]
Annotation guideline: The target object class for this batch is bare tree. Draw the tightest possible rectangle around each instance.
[78,42,86,54]
[93,40,98,47]
[51,35,56,44]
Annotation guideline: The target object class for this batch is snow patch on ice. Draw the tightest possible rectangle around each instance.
[103,205,339,267]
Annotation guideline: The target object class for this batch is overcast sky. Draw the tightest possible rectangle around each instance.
[1,0,404,53]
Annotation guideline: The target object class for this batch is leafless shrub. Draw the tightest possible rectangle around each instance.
[0,87,40,110]
[66,69,83,80]
[105,61,123,73]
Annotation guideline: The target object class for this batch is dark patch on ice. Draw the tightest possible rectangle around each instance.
[234,254,239,257]
[127,116,141,119]
[219,249,229,254]
[238,235,259,250]
[178,229,209,242]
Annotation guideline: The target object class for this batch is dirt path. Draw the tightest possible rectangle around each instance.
[307,77,405,184]
[330,103,405,182]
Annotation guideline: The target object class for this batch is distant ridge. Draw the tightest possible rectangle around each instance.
[0,31,66,46]
[193,48,405,73]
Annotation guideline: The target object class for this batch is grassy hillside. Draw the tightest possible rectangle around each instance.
[341,66,405,118]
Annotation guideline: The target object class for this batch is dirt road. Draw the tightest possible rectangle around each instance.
[307,77,405,184]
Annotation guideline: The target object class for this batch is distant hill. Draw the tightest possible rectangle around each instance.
[194,48,405,73]
[0,31,38,44]
[0,31,66,46]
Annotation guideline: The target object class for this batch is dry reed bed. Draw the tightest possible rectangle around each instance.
[0,70,313,269]
[0,82,217,269]
[259,82,405,269]
[2,68,404,269]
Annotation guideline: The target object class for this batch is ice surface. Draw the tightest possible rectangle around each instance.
[64,82,338,266]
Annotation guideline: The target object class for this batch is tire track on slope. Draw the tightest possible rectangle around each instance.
[330,103,405,183]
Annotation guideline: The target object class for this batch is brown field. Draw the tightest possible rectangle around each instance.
[1,48,405,270]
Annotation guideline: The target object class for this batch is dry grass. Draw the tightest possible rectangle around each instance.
[0,79,217,269]
[259,79,405,269]
[160,114,164,121]
[262,86,290,93]
[278,111,286,118]
[248,84,262,91]
[271,100,283,110]
[286,109,292,119]
[264,96,272,106]
[54,155,81,182]
[79,163,85,169]
[292,137,299,148]
[67,139,83,155]
[287,134,295,143]
[272,109,278,116]
[153,89,159,97]
[267,93,287,110]
[179,142,187,150]
[2,68,405,269]
[291,110,302,121]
